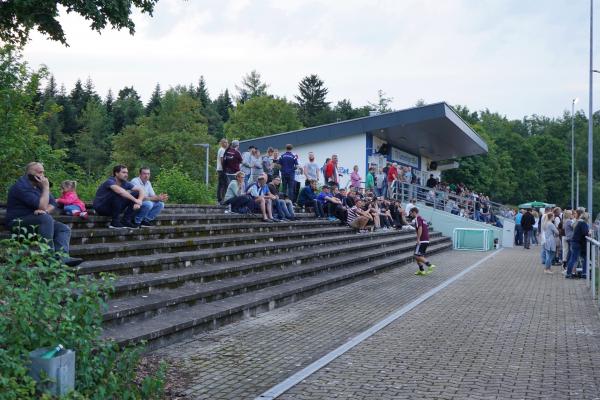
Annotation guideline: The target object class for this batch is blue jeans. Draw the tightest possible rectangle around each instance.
[9,213,71,253]
[566,242,586,276]
[544,249,555,270]
[134,201,164,224]
[515,224,523,245]
[282,174,296,203]
[63,205,82,215]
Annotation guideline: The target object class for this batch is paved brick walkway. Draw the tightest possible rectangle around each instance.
[282,248,600,400]
[154,248,600,399]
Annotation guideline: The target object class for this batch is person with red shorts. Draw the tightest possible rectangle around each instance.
[409,207,436,275]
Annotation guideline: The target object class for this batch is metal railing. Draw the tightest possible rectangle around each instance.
[383,180,509,224]
[585,237,600,302]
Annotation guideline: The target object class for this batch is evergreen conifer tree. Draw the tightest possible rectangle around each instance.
[145,83,162,115]
[295,74,330,127]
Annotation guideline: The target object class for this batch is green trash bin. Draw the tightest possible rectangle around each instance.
[29,347,75,396]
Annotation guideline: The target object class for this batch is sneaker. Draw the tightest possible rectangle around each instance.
[544,270,553,274]
[140,220,154,227]
[328,217,337,222]
[64,257,84,267]
[427,264,437,272]
[109,221,126,229]
[79,211,88,220]
[415,270,427,276]
[122,220,140,229]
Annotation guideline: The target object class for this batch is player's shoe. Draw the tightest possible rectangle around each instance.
[415,270,427,276]
[427,264,436,273]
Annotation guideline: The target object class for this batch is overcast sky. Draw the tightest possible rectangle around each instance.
[22,0,595,119]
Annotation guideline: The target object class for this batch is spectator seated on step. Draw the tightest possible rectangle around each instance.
[315,185,342,221]
[246,174,278,222]
[268,176,296,221]
[346,199,372,233]
[57,180,88,219]
[223,171,254,213]
[297,179,317,210]
[5,162,83,267]
[92,164,145,229]
[376,198,394,230]
[130,167,168,227]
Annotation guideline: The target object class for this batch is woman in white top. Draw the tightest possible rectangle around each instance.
[542,211,559,274]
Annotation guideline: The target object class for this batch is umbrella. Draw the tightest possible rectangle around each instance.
[518,201,554,209]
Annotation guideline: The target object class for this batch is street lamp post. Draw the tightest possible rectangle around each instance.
[589,0,595,220]
[194,143,210,186]
[572,97,579,210]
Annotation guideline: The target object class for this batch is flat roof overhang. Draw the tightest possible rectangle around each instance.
[239,102,488,162]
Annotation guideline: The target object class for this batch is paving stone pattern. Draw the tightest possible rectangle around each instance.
[154,250,488,399]
[281,248,600,400]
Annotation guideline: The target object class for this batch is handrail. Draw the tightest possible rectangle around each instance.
[585,236,599,304]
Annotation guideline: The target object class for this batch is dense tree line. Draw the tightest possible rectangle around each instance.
[1,45,598,211]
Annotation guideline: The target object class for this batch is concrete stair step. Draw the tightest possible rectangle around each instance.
[109,232,442,297]
[69,226,353,260]
[102,241,452,349]
[62,219,338,245]
[102,236,450,325]
[77,229,421,276]
[0,212,317,232]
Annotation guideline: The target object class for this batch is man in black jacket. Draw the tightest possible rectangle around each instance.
[521,208,535,249]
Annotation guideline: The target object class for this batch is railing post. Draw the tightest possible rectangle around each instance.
[587,240,591,288]
[592,241,596,299]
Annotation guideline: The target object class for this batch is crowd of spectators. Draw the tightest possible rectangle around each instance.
[512,206,592,279]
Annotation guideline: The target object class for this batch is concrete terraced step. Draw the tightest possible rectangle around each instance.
[70,225,353,260]
[102,241,452,349]
[0,212,317,231]
[77,228,418,275]
[102,236,450,326]
[49,219,339,245]
[108,232,444,297]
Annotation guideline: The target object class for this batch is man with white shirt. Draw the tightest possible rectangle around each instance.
[303,152,320,185]
[130,167,169,227]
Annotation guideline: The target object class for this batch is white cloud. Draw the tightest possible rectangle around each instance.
[22,0,594,119]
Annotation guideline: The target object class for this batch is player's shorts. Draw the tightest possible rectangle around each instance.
[415,242,429,256]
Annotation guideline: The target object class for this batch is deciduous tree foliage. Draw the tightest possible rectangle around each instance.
[0,0,159,46]
[224,96,302,141]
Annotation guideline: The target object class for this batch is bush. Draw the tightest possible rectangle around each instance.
[154,165,215,204]
[0,232,164,399]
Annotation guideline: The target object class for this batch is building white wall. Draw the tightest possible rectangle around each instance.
[292,133,366,188]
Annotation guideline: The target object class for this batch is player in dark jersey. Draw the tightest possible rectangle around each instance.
[409,207,436,275]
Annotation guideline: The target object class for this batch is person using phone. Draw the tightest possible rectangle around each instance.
[6,162,83,267]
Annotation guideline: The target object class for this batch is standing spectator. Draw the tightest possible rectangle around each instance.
[366,166,375,193]
[262,147,275,182]
[514,209,524,246]
[321,158,330,185]
[241,145,255,187]
[350,165,362,192]
[6,162,82,266]
[268,176,296,221]
[375,168,386,198]
[521,208,535,249]
[216,138,229,203]
[426,174,438,188]
[278,144,298,203]
[532,209,540,245]
[566,210,590,279]
[57,180,88,218]
[249,148,263,184]
[222,140,243,185]
[93,164,145,229]
[387,163,399,198]
[542,211,559,274]
[325,155,340,186]
[272,149,281,179]
[562,210,574,270]
[130,167,168,226]
[303,152,320,184]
